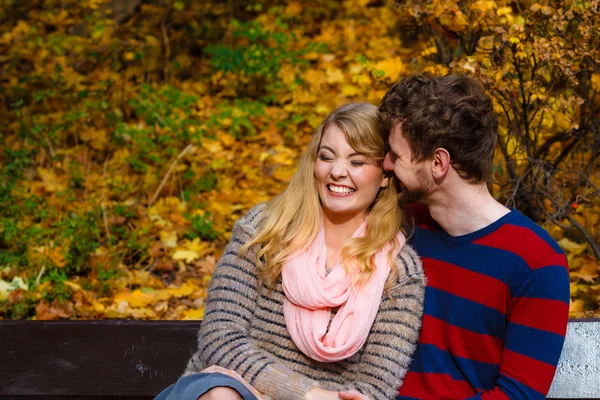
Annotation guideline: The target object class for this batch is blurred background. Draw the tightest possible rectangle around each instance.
[0,0,598,320]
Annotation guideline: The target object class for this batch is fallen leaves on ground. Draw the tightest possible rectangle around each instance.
[0,0,598,320]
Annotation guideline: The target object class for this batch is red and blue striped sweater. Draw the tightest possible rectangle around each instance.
[397,204,570,400]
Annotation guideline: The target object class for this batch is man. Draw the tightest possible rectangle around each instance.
[379,75,570,399]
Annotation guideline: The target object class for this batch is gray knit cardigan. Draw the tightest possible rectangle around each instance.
[184,204,425,400]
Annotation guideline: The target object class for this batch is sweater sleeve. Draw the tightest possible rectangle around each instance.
[184,205,319,400]
[320,245,426,400]
[469,253,570,400]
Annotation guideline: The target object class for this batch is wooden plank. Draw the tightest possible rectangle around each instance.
[0,321,201,397]
[1,319,599,398]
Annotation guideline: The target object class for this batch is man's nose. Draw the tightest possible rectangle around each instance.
[383,152,394,171]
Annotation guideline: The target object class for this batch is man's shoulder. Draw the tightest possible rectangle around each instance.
[480,209,567,269]
[497,210,562,251]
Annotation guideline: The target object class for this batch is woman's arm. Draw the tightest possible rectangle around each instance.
[320,245,426,400]
[184,205,320,400]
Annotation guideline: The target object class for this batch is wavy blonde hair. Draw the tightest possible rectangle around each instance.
[243,103,404,288]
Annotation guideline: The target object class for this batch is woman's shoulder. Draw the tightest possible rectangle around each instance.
[235,203,267,235]
[394,243,425,282]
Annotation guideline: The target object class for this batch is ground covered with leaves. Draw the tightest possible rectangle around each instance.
[1,0,599,320]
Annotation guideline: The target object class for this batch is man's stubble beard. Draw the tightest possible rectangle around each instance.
[397,188,426,205]
[397,168,433,205]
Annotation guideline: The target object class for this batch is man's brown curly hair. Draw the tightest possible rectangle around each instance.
[379,74,498,183]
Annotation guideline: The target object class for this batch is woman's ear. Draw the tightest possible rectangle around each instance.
[432,148,451,180]
[380,173,391,188]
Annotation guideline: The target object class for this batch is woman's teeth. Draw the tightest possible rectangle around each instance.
[328,185,355,194]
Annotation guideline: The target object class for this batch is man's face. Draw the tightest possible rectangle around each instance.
[383,122,433,204]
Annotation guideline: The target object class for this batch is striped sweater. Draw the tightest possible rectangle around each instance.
[397,204,570,399]
[185,204,426,400]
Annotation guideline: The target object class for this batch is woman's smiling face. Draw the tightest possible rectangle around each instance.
[314,124,389,221]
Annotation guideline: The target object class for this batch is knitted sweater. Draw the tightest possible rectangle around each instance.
[184,204,426,400]
[397,205,570,399]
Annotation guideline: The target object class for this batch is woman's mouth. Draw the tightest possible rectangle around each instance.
[327,184,356,196]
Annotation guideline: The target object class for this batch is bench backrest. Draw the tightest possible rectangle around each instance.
[1,320,598,399]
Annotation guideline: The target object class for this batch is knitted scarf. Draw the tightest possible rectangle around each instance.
[282,221,404,362]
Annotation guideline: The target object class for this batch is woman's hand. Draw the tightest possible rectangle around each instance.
[338,389,370,400]
[305,387,369,400]
[305,387,342,400]
[201,365,264,400]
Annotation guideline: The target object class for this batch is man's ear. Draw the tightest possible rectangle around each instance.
[432,148,451,180]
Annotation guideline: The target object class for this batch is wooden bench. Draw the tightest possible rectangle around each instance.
[1,319,598,399]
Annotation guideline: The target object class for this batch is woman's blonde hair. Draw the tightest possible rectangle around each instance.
[243,102,404,288]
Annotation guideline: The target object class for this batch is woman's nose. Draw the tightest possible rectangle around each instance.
[330,160,348,179]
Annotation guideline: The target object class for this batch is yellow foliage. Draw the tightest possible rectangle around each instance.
[1,0,598,321]
[273,166,297,182]
[182,307,205,320]
[36,168,67,193]
[421,46,438,57]
[284,2,303,17]
[114,282,200,308]
[554,112,572,131]
[342,84,362,97]
[0,277,28,301]
[374,57,405,82]
[496,7,512,17]
[470,0,497,13]
[159,230,178,248]
[279,64,297,86]
[326,68,345,84]
[559,238,587,256]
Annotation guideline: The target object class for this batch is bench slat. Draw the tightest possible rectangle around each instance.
[0,321,200,397]
[1,319,598,398]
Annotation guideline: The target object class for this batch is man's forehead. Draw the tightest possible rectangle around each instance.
[391,119,404,132]
[390,121,405,143]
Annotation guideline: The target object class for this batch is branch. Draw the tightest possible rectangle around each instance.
[493,87,523,138]
[511,49,533,153]
[550,136,581,174]
[568,216,600,259]
[148,143,195,207]
[424,23,453,66]
[582,170,600,193]
[496,127,518,181]
[161,15,171,83]
[101,156,111,245]
[535,130,572,159]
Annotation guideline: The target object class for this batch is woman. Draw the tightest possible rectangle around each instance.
[156,103,425,400]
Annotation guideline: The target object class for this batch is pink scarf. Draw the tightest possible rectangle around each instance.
[282,221,405,362]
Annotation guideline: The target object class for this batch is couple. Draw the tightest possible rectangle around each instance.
[157,75,570,399]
